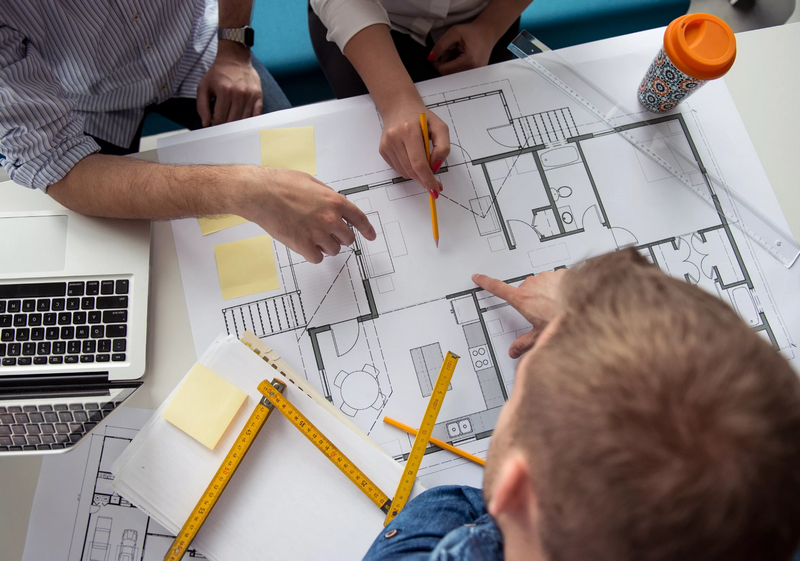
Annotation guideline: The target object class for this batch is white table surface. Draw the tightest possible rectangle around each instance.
[2,23,799,561]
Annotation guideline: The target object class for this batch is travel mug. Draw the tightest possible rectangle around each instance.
[638,13,736,113]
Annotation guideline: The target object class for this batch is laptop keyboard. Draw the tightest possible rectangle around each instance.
[0,280,129,368]
[0,402,120,451]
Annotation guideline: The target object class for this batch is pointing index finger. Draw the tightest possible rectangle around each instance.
[342,201,376,241]
[472,273,518,306]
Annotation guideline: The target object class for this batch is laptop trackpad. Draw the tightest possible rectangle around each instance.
[0,215,67,274]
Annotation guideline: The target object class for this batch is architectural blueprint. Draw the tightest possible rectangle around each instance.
[23,407,205,561]
[163,33,800,488]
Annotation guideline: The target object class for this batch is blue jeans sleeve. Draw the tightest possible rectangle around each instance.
[362,486,487,561]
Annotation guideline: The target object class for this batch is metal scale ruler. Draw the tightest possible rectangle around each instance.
[509,30,799,268]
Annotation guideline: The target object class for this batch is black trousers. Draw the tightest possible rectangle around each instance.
[309,4,521,99]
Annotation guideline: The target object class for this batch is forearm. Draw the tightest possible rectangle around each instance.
[343,24,448,193]
[474,0,532,41]
[342,24,421,116]
[218,0,252,28]
[217,0,253,59]
[47,154,254,220]
[47,153,377,266]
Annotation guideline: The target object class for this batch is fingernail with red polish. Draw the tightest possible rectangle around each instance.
[427,51,436,62]
[429,189,439,199]
[432,160,442,173]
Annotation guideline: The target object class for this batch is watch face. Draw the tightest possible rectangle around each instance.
[244,26,255,48]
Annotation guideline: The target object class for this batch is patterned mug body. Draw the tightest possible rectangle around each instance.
[638,48,706,113]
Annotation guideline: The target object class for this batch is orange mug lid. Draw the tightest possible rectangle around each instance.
[664,13,736,80]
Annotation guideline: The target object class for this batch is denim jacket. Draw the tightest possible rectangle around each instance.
[362,485,504,561]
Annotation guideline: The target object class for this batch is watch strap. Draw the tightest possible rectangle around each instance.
[218,26,254,48]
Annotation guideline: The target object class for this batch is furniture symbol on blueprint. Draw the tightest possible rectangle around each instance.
[447,418,474,438]
[116,529,139,561]
[334,364,388,417]
[88,516,112,561]
[356,212,395,278]
[410,343,453,398]
[470,344,493,371]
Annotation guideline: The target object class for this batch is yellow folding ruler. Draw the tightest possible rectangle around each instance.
[164,378,286,561]
[240,331,375,446]
[384,350,460,525]
[165,334,459,559]
[259,383,393,513]
[245,332,461,524]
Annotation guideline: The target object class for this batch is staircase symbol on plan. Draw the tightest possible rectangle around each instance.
[223,292,307,338]
[513,108,578,148]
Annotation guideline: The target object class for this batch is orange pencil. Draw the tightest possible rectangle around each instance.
[420,113,439,247]
[384,416,485,467]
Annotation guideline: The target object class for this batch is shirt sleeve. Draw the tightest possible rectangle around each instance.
[0,23,99,191]
[310,0,391,53]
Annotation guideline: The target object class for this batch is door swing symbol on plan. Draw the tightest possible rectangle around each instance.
[167,57,799,488]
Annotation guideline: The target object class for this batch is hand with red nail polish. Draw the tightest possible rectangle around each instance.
[376,99,449,196]
[338,25,450,199]
[429,189,440,199]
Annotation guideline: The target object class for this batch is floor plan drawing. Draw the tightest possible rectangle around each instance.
[23,408,205,561]
[168,56,799,488]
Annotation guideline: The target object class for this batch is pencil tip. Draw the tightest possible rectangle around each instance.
[435,239,439,248]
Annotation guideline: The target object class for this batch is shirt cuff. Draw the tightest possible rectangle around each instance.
[3,134,100,192]
[315,0,392,52]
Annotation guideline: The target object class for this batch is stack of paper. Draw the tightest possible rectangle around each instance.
[112,335,422,561]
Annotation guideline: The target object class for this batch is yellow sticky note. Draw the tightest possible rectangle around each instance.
[214,235,280,300]
[162,363,248,450]
[198,215,248,236]
[260,126,316,175]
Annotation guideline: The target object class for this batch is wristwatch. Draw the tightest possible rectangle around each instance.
[218,26,255,48]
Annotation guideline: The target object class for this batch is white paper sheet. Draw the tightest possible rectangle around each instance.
[22,407,207,561]
[161,28,800,490]
[112,335,422,561]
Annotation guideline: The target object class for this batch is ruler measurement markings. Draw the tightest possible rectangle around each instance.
[165,381,285,561]
[168,338,461,560]
[260,385,393,514]
[510,41,797,267]
[384,352,460,526]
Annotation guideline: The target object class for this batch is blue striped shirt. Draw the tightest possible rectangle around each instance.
[0,0,218,191]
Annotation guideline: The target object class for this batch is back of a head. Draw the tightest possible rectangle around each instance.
[516,250,800,561]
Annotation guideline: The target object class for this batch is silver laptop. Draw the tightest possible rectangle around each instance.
[0,179,150,455]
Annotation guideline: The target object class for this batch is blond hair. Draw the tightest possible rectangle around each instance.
[517,249,800,561]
